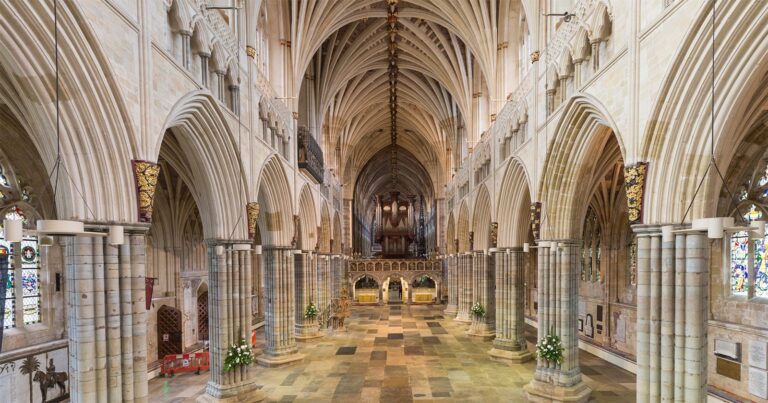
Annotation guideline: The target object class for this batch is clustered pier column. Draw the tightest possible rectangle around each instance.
[444,255,458,317]
[489,247,532,363]
[257,247,304,367]
[294,251,321,339]
[454,253,473,322]
[524,241,591,403]
[635,227,709,402]
[316,253,332,332]
[201,242,262,402]
[66,229,149,403]
[468,251,495,338]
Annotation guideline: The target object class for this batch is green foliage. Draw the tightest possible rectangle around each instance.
[535,332,565,365]
[223,337,253,372]
[304,301,319,318]
[470,301,485,318]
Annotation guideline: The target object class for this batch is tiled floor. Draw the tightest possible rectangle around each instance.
[149,305,636,402]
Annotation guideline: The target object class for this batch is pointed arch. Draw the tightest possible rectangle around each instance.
[257,156,294,247]
[0,1,137,222]
[456,202,470,252]
[471,185,492,251]
[446,212,456,254]
[538,94,625,239]
[297,184,318,250]
[497,158,533,247]
[157,91,248,239]
[641,0,768,223]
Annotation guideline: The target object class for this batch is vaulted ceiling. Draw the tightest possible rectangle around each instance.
[257,0,528,230]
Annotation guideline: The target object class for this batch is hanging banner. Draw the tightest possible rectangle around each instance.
[145,277,157,311]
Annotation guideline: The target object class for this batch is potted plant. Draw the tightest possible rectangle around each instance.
[223,337,253,372]
[535,328,565,366]
[470,301,485,318]
[305,301,319,319]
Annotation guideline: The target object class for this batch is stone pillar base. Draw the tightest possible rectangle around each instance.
[256,352,305,368]
[444,305,458,317]
[488,347,533,363]
[467,322,495,340]
[454,312,472,322]
[295,323,322,340]
[198,380,264,402]
[523,378,591,403]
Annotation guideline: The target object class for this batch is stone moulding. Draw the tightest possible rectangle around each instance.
[132,159,160,223]
[623,162,648,224]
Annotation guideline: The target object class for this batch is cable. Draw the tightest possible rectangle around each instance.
[679,0,745,225]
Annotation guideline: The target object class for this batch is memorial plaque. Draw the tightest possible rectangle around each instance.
[716,357,741,381]
[596,305,604,322]
[714,339,741,361]
[585,314,594,338]
[749,341,768,370]
[615,314,627,343]
[749,367,768,399]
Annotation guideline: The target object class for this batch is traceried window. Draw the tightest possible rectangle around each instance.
[582,207,602,282]
[1,215,42,329]
[729,159,768,298]
[0,158,44,329]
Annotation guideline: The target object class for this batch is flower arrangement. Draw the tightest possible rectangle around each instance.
[223,337,253,372]
[304,301,319,319]
[470,301,485,318]
[535,331,565,365]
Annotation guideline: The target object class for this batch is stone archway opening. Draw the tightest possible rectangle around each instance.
[353,275,379,304]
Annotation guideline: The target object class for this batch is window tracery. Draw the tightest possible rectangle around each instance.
[729,158,768,297]
[0,183,42,329]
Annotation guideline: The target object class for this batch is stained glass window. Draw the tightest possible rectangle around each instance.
[0,228,42,328]
[729,162,768,298]
[21,236,40,325]
[0,238,14,329]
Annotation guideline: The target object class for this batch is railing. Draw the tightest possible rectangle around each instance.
[297,126,325,183]
[317,301,333,329]
[348,258,442,273]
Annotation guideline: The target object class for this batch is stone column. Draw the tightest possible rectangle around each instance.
[524,241,591,403]
[66,229,149,403]
[406,286,413,305]
[181,33,192,69]
[454,253,472,322]
[444,255,458,317]
[294,251,321,339]
[202,243,262,402]
[468,251,495,339]
[215,72,226,102]
[316,254,331,329]
[200,53,210,87]
[635,227,709,403]
[489,247,532,362]
[257,247,304,367]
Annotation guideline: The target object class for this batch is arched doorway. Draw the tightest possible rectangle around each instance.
[411,275,437,303]
[353,275,379,303]
[157,305,182,358]
[384,276,405,304]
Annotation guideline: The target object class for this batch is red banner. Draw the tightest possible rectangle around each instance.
[145,277,156,310]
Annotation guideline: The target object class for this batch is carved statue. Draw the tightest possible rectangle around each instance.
[330,287,351,330]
